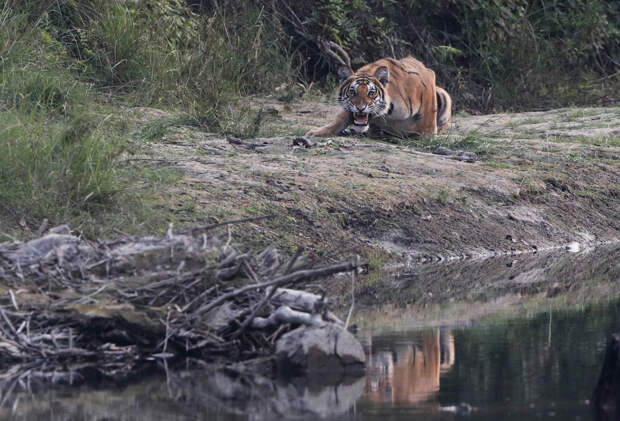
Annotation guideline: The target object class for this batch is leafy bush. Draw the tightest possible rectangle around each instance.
[271,0,619,110]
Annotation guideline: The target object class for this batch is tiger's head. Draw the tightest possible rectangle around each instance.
[337,66,390,132]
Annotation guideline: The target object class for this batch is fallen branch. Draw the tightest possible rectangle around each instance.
[432,146,478,162]
[226,136,270,152]
[251,305,326,329]
[195,260,364,317]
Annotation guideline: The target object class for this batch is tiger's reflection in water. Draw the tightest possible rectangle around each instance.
[364,328,455,405]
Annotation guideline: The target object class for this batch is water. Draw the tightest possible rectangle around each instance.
[360,303,620,420]
[2,248,620,420]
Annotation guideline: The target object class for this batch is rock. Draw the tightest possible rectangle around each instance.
[182,365,365,419]
[433,146,453,155]
[457,151,478,162]
[275,324,365,375]
[593,333,620,416]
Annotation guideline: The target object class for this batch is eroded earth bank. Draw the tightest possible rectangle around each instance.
[136,101,619,303]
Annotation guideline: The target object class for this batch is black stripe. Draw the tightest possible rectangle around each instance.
[385,58,405,71]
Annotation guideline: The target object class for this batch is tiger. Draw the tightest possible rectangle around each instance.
[306,56,452,138]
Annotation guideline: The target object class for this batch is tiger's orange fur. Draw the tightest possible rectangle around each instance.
[307,56,451,137]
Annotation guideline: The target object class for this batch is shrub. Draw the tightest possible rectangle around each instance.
[39,0,293,135]
[272,0,619,111]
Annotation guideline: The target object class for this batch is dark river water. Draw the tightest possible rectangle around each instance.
[2,247,620,420]
[358,303,618,421]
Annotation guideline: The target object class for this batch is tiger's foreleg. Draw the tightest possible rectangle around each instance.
[306,110,352,137]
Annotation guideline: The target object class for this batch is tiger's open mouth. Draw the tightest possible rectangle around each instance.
[353,112,369,126]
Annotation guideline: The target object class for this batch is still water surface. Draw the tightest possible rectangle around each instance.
[4,299,619,420]
[359,303,617,421]
[3,248,620,420]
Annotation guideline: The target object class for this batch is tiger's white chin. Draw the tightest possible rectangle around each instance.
[349,124,369,133]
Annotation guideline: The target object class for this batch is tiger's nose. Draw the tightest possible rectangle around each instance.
[356,105,365,111]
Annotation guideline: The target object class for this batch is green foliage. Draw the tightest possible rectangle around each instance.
[172,6,292,135]
[0,5,87,114]
[0,0,298,236]
[35,0,293,135]
[276,0,619,110]
[0,2,203,236]
[0,110,121,228]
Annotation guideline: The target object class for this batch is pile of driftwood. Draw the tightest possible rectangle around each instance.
[0,220,364,374]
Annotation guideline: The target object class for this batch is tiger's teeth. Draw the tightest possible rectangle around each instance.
[353,112,369,125]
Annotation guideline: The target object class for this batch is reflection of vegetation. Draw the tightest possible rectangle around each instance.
[448,300,620,409]
[362,298,620,417]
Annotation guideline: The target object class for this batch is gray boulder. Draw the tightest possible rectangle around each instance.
[275,324,365,375]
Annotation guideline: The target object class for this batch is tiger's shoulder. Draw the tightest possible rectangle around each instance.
[358,57,436,83]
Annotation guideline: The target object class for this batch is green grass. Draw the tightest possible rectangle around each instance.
[0,107,187,238]
[140,116,196,142]
[546,135,620,148]
[385,130,493,156]
[0,1,298,238]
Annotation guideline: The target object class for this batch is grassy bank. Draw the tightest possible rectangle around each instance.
[0,0,293,238]
[0,0,617,241]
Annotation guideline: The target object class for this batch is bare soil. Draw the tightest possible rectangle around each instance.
[134,100,619,265]
[125,99,619,317]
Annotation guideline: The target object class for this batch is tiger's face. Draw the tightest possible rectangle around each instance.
[338,67,389,131]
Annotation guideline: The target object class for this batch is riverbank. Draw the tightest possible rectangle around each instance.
[2,99,618,322]
[131,100,619,296]
[0,227,364,371]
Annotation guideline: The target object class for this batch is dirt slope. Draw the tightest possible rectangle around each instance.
[134,100,619,269]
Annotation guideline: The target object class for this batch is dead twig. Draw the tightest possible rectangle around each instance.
[226,136,270,152]
[320,38,353,74]
[230,283,282,339]
[181,214,275,235]
[344,255,359,329]
[195,259,365,317]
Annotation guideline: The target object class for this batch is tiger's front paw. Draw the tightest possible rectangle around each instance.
[305,128,327,137]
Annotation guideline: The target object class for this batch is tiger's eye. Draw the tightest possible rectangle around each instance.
[368,89,376,98]
[348,88,356,96]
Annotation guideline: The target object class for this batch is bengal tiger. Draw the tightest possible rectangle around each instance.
[307,45,452,138]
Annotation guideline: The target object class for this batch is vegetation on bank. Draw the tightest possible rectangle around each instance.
[0,0,292,236]
[279,0,619,111]
[0,0,617,239]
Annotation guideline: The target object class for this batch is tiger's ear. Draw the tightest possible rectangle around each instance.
[337,66,352,81]
[375,66,389,85]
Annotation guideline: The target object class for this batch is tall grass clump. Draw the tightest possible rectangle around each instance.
[42,0,294,136]
[0,3,134,235]
[0,111,121,228]
[173,5,293,135]
[0,4,88,114]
